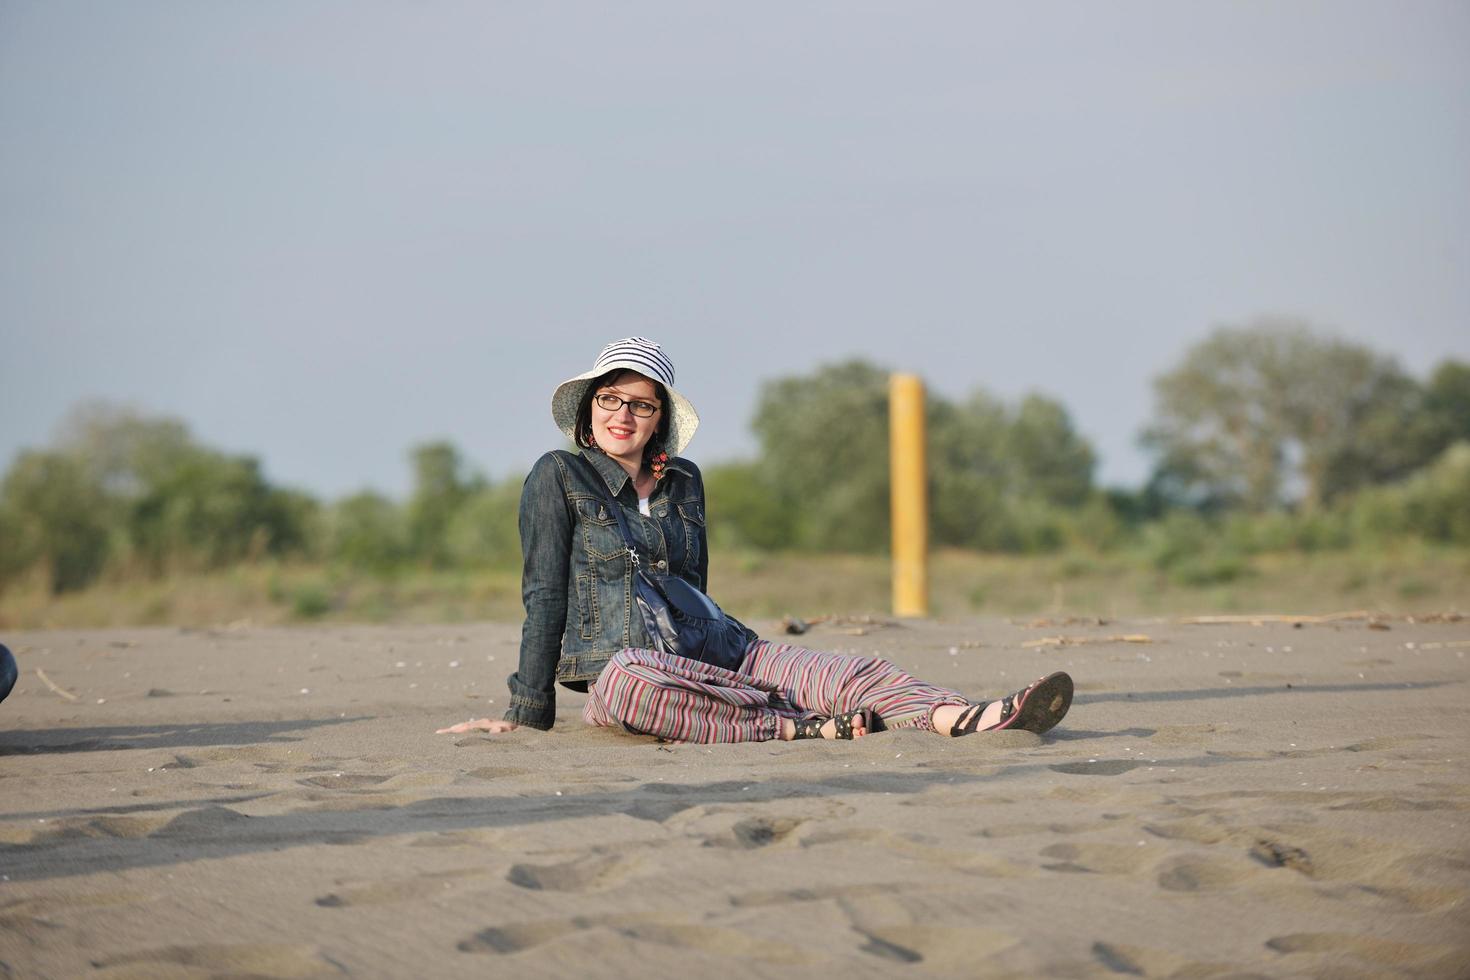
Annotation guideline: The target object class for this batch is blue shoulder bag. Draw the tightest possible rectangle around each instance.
[579,456,755,672]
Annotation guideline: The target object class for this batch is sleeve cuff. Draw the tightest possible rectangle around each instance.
[504,693,555,731]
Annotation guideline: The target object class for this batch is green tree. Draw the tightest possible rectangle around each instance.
[1350,442,1470,545]
[1424,359,1470,453]
[751,361,892,552]
[268,488,323,560]
[55,401,195,496]
[0,403,319,587]
[0,506,26,585]
[0,451,111,592]
[327,491,409,573]
[749,361,1098,553]
[928,392,1010,550]
[129,450,307,570]
[406,442,477,565]
[43,402,200,571]
[702,461,795,551]
[927,390,1097,551]
[1007,394,1096,506]
[445,479,523,568]
[1142,321,1437,510]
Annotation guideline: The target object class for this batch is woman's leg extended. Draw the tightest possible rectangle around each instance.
[740,639,969,733]
[584,648,799,743]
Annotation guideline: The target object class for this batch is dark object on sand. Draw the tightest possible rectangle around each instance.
[0,643,17,705]
[1251,838,1315,875]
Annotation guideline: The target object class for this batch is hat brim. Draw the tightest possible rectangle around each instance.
[551,369,699,456]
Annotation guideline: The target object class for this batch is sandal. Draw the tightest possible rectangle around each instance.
[792,709,869,740]
[949,672,1073,737]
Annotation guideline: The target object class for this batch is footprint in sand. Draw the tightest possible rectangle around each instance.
[854,926,1016,969]
[177,745,300,767]
[1156,855,1253,892]
[1146,725,1228,748]
[0,902,66,947]
[1141,816,1233,845]
[1329,882,1470,914]
[795,825,1036,878]
[407,828,507,848]
[1048,760,1144,776]
[143,805,360,847]
[298,793,415,813]
[1092,941,1233,977]
[505,852,630,892]
[606,920,812,963]
[459,765,533,781]
[981,820,1102,838]
[1217,670,1303,682]
[1330,796,1469,812]
[297,773,393,790]
[707,816,803,850]
[151,805,256,839]
[1039,842,1152,876]
[316,869,480,907]
[1237,825,1433,887]
[1394,851,1470,876]
[1040,786,1132,808]
[1344,734,1436,753]
[1266,932,1459,970]
[89,943,344,978]
[457,918,589,954]
[857,932,922,963]
[457,915,811,964]
[729,883,908,909]
[1,892,148,947]
[838,894,1020,971]
[0,813,170,849]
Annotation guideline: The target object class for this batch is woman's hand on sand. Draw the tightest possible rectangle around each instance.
[436,718,519,735]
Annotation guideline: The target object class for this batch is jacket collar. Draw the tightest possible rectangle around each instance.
[579,448,692,496]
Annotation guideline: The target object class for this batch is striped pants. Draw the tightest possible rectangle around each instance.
[582,639,970,743]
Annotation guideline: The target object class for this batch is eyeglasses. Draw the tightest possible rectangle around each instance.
[594,392,661,418]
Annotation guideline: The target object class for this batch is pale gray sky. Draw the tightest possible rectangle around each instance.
[3,1,1467,498]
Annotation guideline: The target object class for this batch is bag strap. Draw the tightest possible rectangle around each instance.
[574,452,648,571]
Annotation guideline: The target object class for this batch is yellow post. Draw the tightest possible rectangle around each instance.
[889,373,928,617]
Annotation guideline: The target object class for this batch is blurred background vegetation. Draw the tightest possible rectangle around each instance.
[3,320,1467,628]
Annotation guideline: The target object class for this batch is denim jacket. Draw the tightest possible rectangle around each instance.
[503,448,709,730]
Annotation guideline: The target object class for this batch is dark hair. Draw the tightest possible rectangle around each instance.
[574,369,671,461]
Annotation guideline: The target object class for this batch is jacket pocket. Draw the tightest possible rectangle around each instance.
[677,501,704,572]
[575,572,594,641]
[576,497,626,562]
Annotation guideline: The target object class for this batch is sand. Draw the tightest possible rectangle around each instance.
[2,615,1468,979]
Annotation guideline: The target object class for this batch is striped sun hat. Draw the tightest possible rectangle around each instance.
[550,337,700,455]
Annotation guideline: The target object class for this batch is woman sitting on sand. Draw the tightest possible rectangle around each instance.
[438,338,1073,743]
